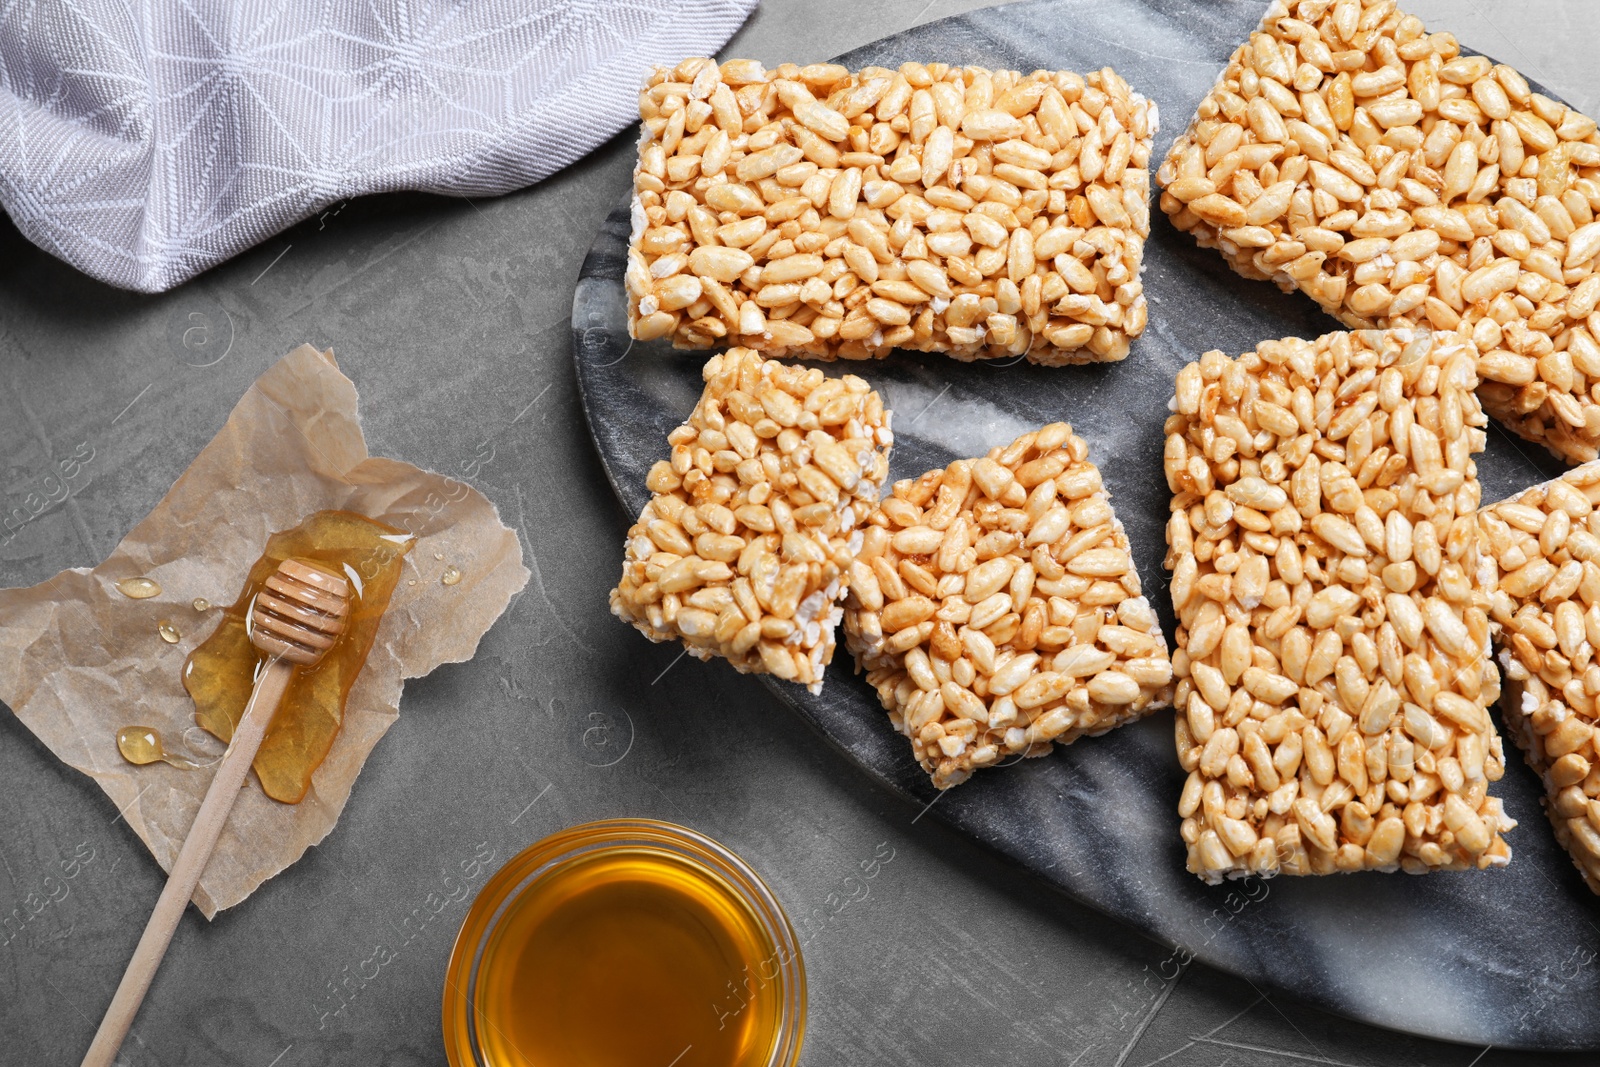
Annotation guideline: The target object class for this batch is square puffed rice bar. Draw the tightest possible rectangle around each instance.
[1479,464,1600,893]
[842,423,1172,789]
[1163,328,1514,881]
[628,57,1157,364]
[610,347,893,693]
[1157,0,1600,463]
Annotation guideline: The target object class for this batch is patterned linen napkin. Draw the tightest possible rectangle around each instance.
[0,0,758,292]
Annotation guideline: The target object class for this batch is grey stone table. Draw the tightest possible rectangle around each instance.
[3,1,1599,1065]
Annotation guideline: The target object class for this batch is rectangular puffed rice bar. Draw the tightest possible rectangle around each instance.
[842,423,1172,789]
[629,57,1157,364]
[610,347,893,693]
[1163,328,1514,881]
[1157,0,1600,462]
[1479,464,1600,893]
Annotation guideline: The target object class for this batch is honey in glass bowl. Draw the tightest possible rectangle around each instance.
[443,819,804,1067]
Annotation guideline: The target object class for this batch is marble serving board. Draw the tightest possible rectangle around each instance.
[573,0,1600,1049]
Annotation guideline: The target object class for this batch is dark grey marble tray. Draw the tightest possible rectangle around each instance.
[573,0,1600,1049]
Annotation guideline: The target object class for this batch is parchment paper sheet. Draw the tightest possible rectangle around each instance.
[0,345,530,917]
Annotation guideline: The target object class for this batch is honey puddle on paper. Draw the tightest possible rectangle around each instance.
[473,849,780,1067]
[180,510,413,803]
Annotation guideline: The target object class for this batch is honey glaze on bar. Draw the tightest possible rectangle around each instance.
[474,848,781,1067]
[182,510,412,803]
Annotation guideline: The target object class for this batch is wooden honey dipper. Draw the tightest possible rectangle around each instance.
[81,558,353,1067]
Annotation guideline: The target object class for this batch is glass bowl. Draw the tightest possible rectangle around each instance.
[442,818,805,1067]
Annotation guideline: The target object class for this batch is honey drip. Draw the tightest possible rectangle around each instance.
[116,726,199,769]
[440,565,462,586]
[192,597,210,612]
[182,510,412,803]
[473,849,781,1067]
[157,621,181,643]
[116,576,162,599]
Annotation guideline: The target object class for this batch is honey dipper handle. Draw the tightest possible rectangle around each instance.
[80,659,294,1067]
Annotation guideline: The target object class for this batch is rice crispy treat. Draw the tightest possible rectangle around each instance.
[1479,463,1600,893]
[610,347,893,693]
[629,57,1157,364]
[1163,328,1515,881]
[1156,0,1600,463]
[842,423,1172,789]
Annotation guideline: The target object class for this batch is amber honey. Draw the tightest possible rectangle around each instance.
[445,821,804,1067]
[181,510,412,803]
[115,726,198,768]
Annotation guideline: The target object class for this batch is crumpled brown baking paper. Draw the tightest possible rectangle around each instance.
[0,345,530,917]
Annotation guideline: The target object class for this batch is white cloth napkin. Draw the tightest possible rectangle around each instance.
[0,0,758,292]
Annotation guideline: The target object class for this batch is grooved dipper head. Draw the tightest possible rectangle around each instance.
[249,558,352,666]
